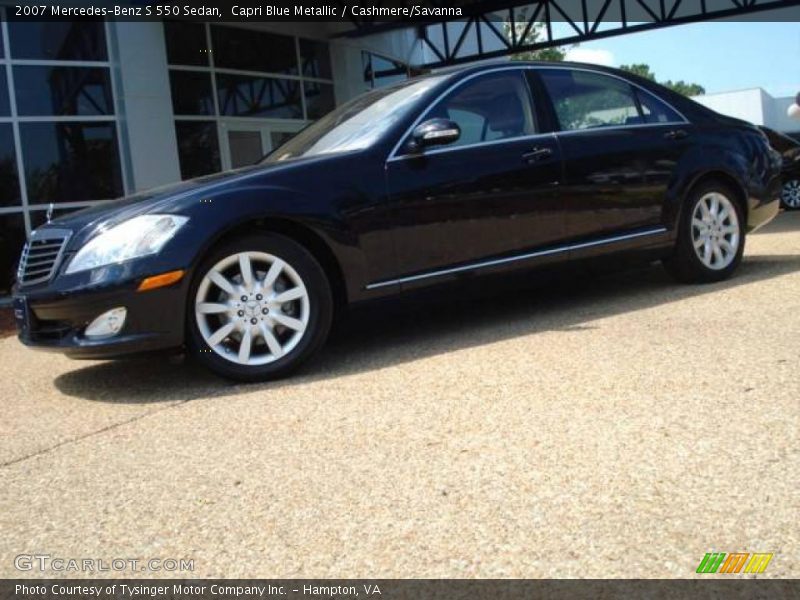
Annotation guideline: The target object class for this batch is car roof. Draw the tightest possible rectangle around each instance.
[429,60,721,124]
[433,60,624,76]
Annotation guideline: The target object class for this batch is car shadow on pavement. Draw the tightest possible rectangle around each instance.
[54,252,800,404]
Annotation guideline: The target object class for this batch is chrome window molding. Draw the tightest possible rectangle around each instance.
[554,121,692,137]
[386,65,689,162]
[366,226,668,290]
[386,131,556,163]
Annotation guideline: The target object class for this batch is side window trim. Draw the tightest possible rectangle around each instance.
[532,66,690,134]
[386,65,690,162]
[519,70,540,134]
[524,70,561,134]
[387,67,538,161]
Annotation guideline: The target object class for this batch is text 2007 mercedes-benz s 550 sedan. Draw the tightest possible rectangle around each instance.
[13,62,782,381]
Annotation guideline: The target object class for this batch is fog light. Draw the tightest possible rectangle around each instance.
[85,307,127,339]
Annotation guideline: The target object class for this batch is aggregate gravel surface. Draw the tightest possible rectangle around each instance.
[1,213,798,579]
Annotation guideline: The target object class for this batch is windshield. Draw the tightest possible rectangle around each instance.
[263,75,447,162]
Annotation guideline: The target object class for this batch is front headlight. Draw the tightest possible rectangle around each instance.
[65,214,188,274]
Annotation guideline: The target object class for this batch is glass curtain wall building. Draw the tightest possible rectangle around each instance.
[0,14,125,291]
[0,14,415,294]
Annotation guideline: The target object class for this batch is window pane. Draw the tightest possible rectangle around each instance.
[636,89,683,124]
[299,39,332,80]
[303,82,335,120]
[8,18,107,61]
[14,66,113,116]
[270,131,295,150]
[211,26,296,75]
[217,74,302,119]
[371,54,408,89]
[164,20,209,66]
[228,130,264,169]
[363,52,409,90]
[0,124,21,208]
[426,72,535,148]
[169,70,214,116]
[20,122,123,204]
[0,67,9,116]
[0,213,25,294]
[175,121,220,180]
[539,69,640,131]
[445,109,486,146]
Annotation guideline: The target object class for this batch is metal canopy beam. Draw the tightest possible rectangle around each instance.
[338,0,800,69]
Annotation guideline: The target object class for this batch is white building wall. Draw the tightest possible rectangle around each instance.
[769,96,800,133]
[693,88,800,134]
[110,21,181,191]
[693,88,768,125]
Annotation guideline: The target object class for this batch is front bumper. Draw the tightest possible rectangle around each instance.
[14,277,187,360]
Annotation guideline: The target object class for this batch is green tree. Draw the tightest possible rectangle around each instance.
[618,63,657,81]
[619,63,705,96]
[504,21,568,62]
[662,80,706,96]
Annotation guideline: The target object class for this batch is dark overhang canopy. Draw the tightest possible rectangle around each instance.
[336,0,800,69]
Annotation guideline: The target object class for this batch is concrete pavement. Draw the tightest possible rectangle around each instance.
[1,213,798,578]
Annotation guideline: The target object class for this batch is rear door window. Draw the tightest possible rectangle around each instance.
[538,69,644,131]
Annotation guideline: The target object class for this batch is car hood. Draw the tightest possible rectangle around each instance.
[46,165,262,232]
[38,155,330,245]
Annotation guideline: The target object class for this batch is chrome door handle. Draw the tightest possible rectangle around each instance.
[522,147,553,162]
[664,129,689,140]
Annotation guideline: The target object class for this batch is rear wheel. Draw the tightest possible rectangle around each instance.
[663,181,745,283]
[781,178,800,210]
[187,233,332,382]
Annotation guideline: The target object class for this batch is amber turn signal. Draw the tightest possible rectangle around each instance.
[137,269,185,292]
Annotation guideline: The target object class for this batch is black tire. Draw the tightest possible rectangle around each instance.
[187,232,333,382]
[662,180,746,284]
[780,178,800,210]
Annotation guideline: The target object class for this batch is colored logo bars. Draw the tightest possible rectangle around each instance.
[696,552,773,574]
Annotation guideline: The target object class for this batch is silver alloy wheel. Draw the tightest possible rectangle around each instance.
[195,251,310,366]
[782,179,800,209]
[691,192,741,271]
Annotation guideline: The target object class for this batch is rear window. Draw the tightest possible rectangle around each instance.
[539,69,682,131]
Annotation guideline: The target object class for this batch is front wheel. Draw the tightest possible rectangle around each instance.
[187,233,333,382]
[781,178,800,210]
[663,182,745,283]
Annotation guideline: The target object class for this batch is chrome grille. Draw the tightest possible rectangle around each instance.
[17,229,71,286]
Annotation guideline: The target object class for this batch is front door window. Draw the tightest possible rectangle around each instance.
[419,71,537,150]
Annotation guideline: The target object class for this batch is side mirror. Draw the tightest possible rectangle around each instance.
[411,118,461,150]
